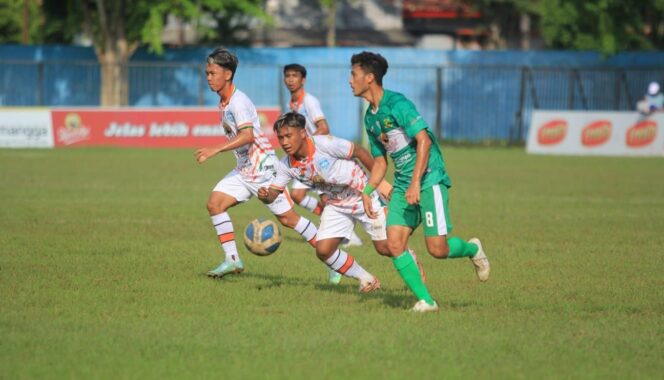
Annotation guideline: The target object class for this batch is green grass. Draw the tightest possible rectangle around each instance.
[1,147,663,379]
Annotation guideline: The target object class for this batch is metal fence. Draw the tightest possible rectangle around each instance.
[1,59,662,142]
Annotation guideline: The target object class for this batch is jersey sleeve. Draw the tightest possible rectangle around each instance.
[313,135,353,159]
[231,98,255,130]
[269,159,292,192]
[393,98,429,138]
[304,95,326,124]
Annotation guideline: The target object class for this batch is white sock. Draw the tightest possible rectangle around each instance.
[298,195,319,213]
[211,212,239,262]
[324,249,372,282]
[294,216,317,245]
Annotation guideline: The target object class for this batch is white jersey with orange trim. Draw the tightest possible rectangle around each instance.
[220,88,278,182]
[272,135,369,212]
[290,92,325,135]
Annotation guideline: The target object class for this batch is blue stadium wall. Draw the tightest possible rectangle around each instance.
[1,45,663,142]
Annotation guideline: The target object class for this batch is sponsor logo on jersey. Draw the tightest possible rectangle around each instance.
[380,133,389,144]
[537,119,567,145]
[581,120,611,147]
[626,120,657,147]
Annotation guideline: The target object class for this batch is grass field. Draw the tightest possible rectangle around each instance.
[1,146,663,379]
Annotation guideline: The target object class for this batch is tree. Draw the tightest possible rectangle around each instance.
[319,0,337,47]
[0,0,43,44]
[36,0,267,106]
[537,0,664,54]
[467,0,540,49]
[470,0,664,54]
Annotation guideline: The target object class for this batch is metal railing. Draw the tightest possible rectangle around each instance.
[1,59,662,143]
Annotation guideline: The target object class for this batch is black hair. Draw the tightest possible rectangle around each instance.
[350,51,388,86]
[207,47,238,80]
[273,112,306,132]
[283,63,307,78]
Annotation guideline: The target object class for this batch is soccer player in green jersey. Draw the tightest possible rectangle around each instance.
[349,51,490,312]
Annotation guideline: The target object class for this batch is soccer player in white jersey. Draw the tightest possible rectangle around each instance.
[195,48,327,279]
[283,63,363,248]
[258,112,430,306]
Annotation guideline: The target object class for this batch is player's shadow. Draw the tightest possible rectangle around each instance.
[210,270,413,310]
[314,282,413,310]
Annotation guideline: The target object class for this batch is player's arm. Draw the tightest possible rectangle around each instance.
[405,129,431,205]
[195,126,254,164]
[308,96,329,135]
[362,155,388,219]
[312,118,330,135]
[257,185,283,204]
[362,127,389,219]
[350,143,373,170]
[257,160,292,204]
[351,144,392,199]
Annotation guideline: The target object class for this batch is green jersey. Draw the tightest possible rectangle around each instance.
[364,89,451,193]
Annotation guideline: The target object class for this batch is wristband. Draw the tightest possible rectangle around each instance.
[362,183,375,196]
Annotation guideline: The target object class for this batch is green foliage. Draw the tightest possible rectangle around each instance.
[470,0,664,53]
[1,147,663,378]
[196,0,272,47]
[0,0,43,44]
[0,0,268,53]
[538,0,661,54]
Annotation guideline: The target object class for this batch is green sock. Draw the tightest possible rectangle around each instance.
[392,251,434,305]
[447,237,479,258]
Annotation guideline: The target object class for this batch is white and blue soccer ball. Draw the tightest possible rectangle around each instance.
[243,218,281,256]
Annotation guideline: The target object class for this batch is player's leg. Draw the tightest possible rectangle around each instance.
[385,193,438,311]
[291,180,323,215]
[421,183,490,282]
[261,187,342,284]
[317,206,379,292]
[206,172,249,278]
[267,190,316,247]
[358,204,425,280]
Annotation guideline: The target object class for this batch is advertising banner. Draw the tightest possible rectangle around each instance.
[0,109,54,148]
[527,111,664,156]
[50,108,281,148]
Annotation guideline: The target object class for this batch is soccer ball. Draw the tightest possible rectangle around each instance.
[243,218,282,256]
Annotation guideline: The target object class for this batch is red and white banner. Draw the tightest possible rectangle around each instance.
[0,107,282,148]
[527,111,664,156]
[51,107,281,148]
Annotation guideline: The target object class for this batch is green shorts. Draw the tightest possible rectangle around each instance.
[386,182,453,236]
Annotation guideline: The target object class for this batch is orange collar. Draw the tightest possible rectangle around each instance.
[289,137,315,168]
[289,90,305,111]
[219,84,235,109]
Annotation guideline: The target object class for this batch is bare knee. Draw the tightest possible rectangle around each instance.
[373,240,393,257]
[315,247,333,261]
[428,244,450,259]
[291,189,306,204]
[387,240,406,256]
[276,212,299,229]
[316,239,338,261]
[207,200,222,215]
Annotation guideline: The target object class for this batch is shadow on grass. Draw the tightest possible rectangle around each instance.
[203,270,413,310]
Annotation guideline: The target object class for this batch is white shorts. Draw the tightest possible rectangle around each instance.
[317,198,387,242]
[213,169,293,215]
